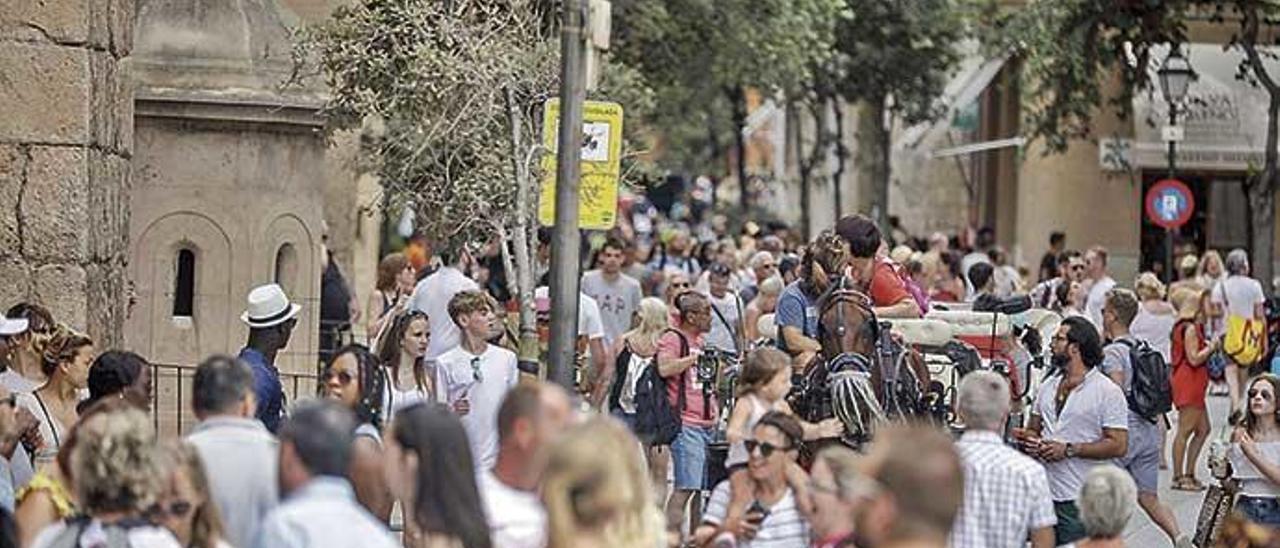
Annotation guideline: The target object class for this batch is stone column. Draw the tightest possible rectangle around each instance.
[0,0,134,347]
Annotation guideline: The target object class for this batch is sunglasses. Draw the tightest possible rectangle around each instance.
[1070,264,1086,271]
[470,356,484,382]
[744,439,792,458]
[162,501,192,517]
[323,369,354,385]
[0,394,15,408]
[672,282,691,289]
[1249,389,1274,400]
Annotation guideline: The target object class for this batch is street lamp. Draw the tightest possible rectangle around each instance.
[1156,47,1195,283]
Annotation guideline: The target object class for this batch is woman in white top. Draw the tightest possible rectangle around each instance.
[1130,273,1177,362]
[324,345,393,523]
[1230,374,1280,527]
[1129,272,1178,471]
[376,311,433,412]
[156,441,234,548]
[1212,249,1267,415]
[19,327,93,469]
[607,297,672,505]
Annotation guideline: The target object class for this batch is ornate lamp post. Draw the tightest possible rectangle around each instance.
[1157,47,1195,283]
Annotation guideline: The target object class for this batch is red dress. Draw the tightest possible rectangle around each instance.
[1171,319,1209,409]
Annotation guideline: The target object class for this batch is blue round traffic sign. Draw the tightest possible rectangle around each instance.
[1145,179,1195,229]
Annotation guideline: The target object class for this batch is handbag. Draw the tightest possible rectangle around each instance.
[1220,280,1266,366]
[1193,478,1239,548]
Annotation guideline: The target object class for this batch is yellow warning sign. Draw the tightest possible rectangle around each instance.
[538,99,624,230]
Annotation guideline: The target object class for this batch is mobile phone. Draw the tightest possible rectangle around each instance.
[746,501,769,525]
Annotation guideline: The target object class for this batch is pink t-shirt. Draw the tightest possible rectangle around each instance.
[658,327,716,427]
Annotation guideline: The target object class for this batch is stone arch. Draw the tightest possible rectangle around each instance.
[263,213,318,375]
[128,211,234,365]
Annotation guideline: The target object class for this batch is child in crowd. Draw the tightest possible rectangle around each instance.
[720,348,842,532]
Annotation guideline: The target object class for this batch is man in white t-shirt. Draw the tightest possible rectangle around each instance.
[436,290,519,471]
[1083,246,1116,331]
[1211,249,1267,413]
[1016,316,1129,546]
[702,263,745,356]
[481,382,574,548]
[408,249,480,362]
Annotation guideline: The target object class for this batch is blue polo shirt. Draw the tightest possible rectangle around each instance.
[775,281,818,351]
[239,347,286,433]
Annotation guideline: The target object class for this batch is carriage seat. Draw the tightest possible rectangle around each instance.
[886,319,954,347]
[924,310,1011,338]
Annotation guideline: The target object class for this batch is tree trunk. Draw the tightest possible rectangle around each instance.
[1241,8,1279,289]
[729,85,750,215]
[504,87,539,373]
[857,97,891,230]
[1249,95,1278,288]
[832,97,847,223]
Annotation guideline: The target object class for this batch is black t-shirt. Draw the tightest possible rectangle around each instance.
[320,252,352,324]
[1038,252,1059,282]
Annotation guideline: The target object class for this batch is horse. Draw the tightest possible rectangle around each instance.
[788,277,940,449]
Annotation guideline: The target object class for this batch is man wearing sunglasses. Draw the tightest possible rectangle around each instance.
[436,290,519,472]
[1030,250,1084,310]
[739,252,779,304]
[1015,317,1128,546]
[696,412,810,547]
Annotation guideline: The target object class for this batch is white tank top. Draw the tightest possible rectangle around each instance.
[1130,305,1176,363]
[726,394,773,467]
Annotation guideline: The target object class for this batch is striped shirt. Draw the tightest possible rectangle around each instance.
[949,431,1057,548]
[702,481,809,547]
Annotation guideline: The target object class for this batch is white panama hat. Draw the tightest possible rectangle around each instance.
[241,283,302,328]
[0,315,28,336]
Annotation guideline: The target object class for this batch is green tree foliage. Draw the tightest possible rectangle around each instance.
[611,0,843,210]
[829,0,968,228]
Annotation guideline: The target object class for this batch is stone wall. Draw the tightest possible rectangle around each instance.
[0,0,133,346]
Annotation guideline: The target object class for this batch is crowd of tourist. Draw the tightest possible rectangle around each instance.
[2,188,1280,548]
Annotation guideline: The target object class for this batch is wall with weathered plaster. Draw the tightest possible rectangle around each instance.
[0,0,134,347]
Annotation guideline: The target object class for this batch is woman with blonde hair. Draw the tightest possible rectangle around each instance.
[542,417,666,548]
[1170,290,1218,491]
[19,326,94,468]
[607,296,672,505]
[31,407,179,547]
[1131,272,1177,362]
[155,441,231,548]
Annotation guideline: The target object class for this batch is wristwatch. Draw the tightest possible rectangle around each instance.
[1065,443,1078,458]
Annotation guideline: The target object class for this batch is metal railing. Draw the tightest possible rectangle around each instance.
[150,362,320,437]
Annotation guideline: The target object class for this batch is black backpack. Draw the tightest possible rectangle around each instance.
[628,330,688,446]
[1119,339,1173,422]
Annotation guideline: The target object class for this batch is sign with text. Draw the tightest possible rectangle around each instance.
[538,99,624,229]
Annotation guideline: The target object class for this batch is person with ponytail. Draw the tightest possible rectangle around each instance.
[775,231,849,368]
[18,327,93,469]
[375,310,433,412]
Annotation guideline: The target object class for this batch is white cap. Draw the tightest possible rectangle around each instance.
[0,316,29,336]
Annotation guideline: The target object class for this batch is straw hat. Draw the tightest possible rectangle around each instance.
[240,283,302,328]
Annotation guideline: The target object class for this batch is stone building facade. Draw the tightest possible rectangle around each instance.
[0,0,135,348]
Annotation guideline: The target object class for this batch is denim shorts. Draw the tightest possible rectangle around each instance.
[671,425,715,490]
[1238,495,1280,527]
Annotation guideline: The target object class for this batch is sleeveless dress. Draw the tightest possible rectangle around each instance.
[725,394,773,468]
[1171,319,1209,409]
